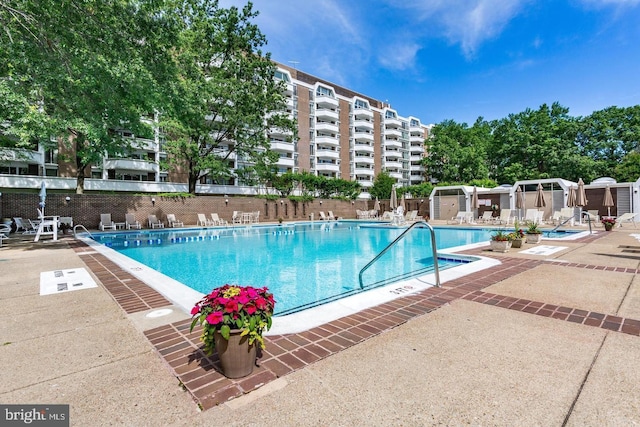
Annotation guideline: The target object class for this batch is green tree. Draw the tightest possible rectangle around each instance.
[424,118,491,183]
[160,1,296,194]
[614,152,640,182]
[577,106,640,178]
[369,171,396,199]
[0,0,166,192]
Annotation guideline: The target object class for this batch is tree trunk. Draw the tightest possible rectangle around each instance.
[188,175,197,194]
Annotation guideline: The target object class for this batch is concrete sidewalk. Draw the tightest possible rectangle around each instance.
[1,228,639,426]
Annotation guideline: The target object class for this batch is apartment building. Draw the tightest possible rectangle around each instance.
[0,62,429,195]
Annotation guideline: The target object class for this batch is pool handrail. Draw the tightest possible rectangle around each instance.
[73,224,94,239]
[358,220,440,289]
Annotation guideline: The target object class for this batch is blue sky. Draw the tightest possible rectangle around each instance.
[228,0,640,126]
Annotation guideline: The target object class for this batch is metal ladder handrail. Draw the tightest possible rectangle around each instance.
[73,224,94,239]
[358,220,440,289]
[551,216,574,232]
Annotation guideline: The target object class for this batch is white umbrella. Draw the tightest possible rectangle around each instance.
[39,181,47,217]
[603,185,615,217]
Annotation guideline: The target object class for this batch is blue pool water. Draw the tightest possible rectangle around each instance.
[92,223,574,315]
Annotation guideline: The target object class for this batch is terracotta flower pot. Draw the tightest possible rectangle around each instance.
[214,329,257,378]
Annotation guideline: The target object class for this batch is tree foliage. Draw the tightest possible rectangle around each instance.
[369,171,396,199]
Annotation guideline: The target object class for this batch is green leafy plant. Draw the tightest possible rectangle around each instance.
[525,221,541,234]
[491,230,511,241]
[190,285,276,355]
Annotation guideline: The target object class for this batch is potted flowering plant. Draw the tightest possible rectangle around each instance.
[489,229,512,252]
[510,219,525,248]
[601,217,616,231]
[190,284,276,378]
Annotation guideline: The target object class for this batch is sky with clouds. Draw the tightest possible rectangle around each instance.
[229,0,640,125]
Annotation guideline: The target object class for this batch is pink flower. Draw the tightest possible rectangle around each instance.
[190,305,200,316]
[205,311,223,325]
[245,304,257,315]
[224,300,239,313]
[255,297,267,310]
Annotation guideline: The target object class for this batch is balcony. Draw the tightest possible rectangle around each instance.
[354,155,374,164]
[385,117,402,128]
[316,149,340,160]
[271,142,295,153]
[316,121,339,133]
[130,137,158,152]
[389,171,403,180]
[354,108,373,120]
[354,143,374,154]
[316,108,339,121]
[356,178,373,187]
[104,158,159,173]
[315,135,340,147]
[385,128,402,138]
[410,154,424,162]
[353,119,374,129]
[384,160,403,169]
[354,131,374,143]
[354,167,374,176]
[316,163,340,173]
[0,148,43,165]
[385,140,403,150]
[269,126,294,138]
[410,134,424,143]
[276,157,295,167]
[316,95,339,108]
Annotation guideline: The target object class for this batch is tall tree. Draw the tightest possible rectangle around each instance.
[161,0,296,194]
[0,0,168,192]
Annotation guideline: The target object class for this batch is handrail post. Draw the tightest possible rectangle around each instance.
[358,221,440,289]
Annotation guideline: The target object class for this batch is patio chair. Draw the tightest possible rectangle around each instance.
[318,212,328,221]
[99,214,116,231]
[524,209,542,224]
[493,209,513,225]
[616,212,638,228]
[583,211,601,227]
[166,214,184,228]
[405,210,418,222]
[197,213,211,226]
[327,211,337,220]
[232,211,242,224]
[447,211,467,224]
[125,214,141,230]
[477,211,493,223]
[148,215,165,229]
[211,213,228,226]
[0,223,10,247]
[13,217,34,234]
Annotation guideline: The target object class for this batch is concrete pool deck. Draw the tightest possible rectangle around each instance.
[1,223,639,425]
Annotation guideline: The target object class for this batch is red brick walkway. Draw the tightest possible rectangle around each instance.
[70,234,640,410]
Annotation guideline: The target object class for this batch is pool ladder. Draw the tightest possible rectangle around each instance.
[73,224,94,239]
[358,220,440,289]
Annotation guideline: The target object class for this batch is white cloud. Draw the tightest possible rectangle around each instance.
[378,42,420,71]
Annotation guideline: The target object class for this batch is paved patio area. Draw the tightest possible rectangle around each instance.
[1,223,639,425]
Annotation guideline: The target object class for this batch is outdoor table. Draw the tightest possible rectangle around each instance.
[34,215,59,242]
[115,222,126,230]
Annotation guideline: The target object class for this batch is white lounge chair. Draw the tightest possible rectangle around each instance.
[494,209,513,225]
[211,213,228,226]
[477,211,493,223]
[524,209,543,224]
[99,214,116,231]
[197,213,211,226]
[405,210,418,222]
[327,211,337,220]
[448,211,467,224]
[166,214,184,227]
[148,215,164,229]
[0,223,10,247]
[125,214,141,230]
[232,211,242,224]
[380,211,393,221]
[616,212,638,228]
[318,212,328,221]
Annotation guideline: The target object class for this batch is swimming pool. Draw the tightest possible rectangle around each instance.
[93,222,497,315]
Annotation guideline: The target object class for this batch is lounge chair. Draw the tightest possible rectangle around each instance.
[211,213,228,226]
[380,211,393,221]
[166,214,184,227]
[125,214,141,230]
[494,209,513,225]
[547,211,562,225]
[583,211,600,226]
[356,209,369,219]
[0,223,10,247]
[447,211,467,224]
[405,210,418,222]
[559,207,575,226]
[318,212,328,221]
[616,212,638,228]
[327,211,337,220]
[477,211,493,223]
[197,213,211,226]
[99,214,116,231]
[148,215,164,229]
[13,217,35,234]
[232,211,242,224]
[524,209,543,224]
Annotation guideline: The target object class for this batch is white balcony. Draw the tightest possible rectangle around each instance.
[354,131,374,143]
[316,121,339,133]
[410,154,424,162]
[316,149,340,160]
[385,160,403,169]
[283,82,294,96]
[385,140,403,150]
[0,148,43,164]
[316,95,339,109]
[316,163,340,173]
[389,171,403,180]
[104,158,159,173]
[354,167,374,176]
[271,142,295,153]
[410,134,424,143]
[315,135,340,147]
[353,119,374,129]
[269,127,294,138]
[354,143,374,154]
[316,108,339,121]
[354,156,374,164]
[276,157,295,167]
[130,137,158,152]
[385,117,402,128]
[385,128,402,138]
[354,108,373,120]
[356,178,373,187]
